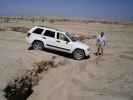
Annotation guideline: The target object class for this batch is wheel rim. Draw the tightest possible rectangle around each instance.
[74,49,84,60]
[33,42,43,50]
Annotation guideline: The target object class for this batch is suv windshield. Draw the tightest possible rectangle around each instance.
[65,32,77,41]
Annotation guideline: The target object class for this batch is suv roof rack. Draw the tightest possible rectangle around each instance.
[39,26,64,32]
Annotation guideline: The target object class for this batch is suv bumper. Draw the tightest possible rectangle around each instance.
[26,37,32,47]
[84,49,91,56]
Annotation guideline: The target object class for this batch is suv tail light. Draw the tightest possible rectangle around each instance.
[27,33,31,37]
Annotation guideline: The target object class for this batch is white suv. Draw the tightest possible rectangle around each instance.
[26,26,90,60]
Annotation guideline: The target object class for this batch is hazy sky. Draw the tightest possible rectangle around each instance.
[0,0,133,20]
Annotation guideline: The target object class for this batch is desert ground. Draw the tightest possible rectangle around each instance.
[0,16,133,100]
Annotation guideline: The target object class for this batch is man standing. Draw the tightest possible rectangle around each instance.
[96,32,106,56]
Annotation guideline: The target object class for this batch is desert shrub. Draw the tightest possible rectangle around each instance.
[0,28,6,31]
[74,33,87,41]
[78,35,86,40]
[41,19,45,23]
[3,18,10,23]
[30,18,35,23]
[75,32,97,41]
[49,19,55,23]
[10,27,29,33]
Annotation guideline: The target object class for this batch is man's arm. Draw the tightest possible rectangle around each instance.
[103,36,106,46]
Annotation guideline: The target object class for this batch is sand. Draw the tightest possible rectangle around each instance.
[0,17,133,100]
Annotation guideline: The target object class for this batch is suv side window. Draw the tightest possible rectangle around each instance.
[44,30,55,38]
[33,28,43,34]
[57,33,69,42]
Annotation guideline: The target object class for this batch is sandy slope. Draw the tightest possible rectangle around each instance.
[0,20,133,100]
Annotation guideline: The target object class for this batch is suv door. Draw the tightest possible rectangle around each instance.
[54,32,71,53]
[43,30,56,49]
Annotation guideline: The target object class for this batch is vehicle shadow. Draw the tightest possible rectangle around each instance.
[28,47,90,60]
[43,48,73,59]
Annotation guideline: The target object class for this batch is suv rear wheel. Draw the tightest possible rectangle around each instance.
[32,41,44,50]
[73,49,85,60]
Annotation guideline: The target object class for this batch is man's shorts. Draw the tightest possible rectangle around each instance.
[97,44,104,49]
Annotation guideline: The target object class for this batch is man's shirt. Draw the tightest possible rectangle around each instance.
[96,35,106,46]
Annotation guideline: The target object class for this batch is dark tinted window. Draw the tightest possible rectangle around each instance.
[44,30,55,38]
[33,28,43,34]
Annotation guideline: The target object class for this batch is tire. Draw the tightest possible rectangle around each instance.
[73,49,85,60]
[32,41,44,50]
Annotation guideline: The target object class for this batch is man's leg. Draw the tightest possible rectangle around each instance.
[97,44,100,56]
[101,47,104,56]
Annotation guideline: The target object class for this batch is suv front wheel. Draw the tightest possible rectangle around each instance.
[32,41,44,50]
[73,49,85,60]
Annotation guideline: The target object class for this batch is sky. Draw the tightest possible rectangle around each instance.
[0,0,133,20]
